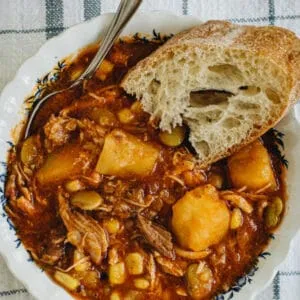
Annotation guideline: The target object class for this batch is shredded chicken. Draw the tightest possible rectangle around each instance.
[137,215,174,259]
[174,246,211,260]
[220,190,253,214]
[60,98,107,117]
[6,164,46,216]
[154,253,185,277]
[58,190,109,265]
[78,118,107,146]
[5,173,17,201]
[147,254,157,290]
[44,115,78,152]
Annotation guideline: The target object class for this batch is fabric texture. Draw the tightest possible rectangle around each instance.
[0,0,299,299]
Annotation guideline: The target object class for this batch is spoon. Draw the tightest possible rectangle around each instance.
[24,0,142,139]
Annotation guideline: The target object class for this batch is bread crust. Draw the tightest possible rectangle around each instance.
[123,21,300,101]
[121,21,300,167]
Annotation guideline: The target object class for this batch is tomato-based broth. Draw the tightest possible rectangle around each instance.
[5,37,287,299]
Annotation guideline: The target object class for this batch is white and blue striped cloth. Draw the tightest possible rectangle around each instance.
[0,1,300,299]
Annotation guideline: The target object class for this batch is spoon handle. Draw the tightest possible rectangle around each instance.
[76,0,142,83]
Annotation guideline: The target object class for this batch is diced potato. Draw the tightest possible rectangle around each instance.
[125,252,144,275]
[159,126,186,147]
[172,185,230,251]
[96,129,159,177]
[109,262,126,285]
[36,145,91,185]
[21,136,39,165]
[228,140,277,191]
[71,191,103,210]
[117,108,135,124]
[186,263,213,299]
[103,218,120,234]
[54,271,80,291]
[133,278,150,289]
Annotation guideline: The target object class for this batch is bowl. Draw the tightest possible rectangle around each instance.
[0,11,300,300]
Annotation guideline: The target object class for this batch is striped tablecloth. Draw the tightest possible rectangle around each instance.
[0,1,299,299]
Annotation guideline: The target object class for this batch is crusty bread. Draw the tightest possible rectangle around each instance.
[121,21,300,167]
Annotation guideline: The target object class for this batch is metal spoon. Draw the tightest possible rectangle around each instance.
[24,0,142,139]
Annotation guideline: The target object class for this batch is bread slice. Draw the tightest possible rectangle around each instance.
[121,21,300,167]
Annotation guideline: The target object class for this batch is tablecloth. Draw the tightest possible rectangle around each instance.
[0,0,299,299]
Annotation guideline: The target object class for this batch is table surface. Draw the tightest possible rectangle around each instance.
[0,1,300,299]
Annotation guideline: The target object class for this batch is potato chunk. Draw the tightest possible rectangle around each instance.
[228,139,277,191]
[36,144,91,185]
[172,185,230,251]
[96,129,159,177]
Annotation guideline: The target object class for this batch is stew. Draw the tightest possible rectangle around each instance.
[5,36,287,299]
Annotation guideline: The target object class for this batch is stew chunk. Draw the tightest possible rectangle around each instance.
[96,129,159,177]
[36,144,91,185]
[172,185,230,251]
[228,139,277,191]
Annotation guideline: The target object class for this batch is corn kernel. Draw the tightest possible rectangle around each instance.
[133,278,150,289]
[95,59,114,81]
[230,208,243,229]
[110,291,121,300]
[125,252,144,275]
[65,179,84,193]
[99,110,117,127]
[82,270,99,289]
[103,218,120,234]
[54,271,80,291]
[109,262,126,285]
[70,68,84,81]
[98,73,107,81]
[74,250,90,272]
[99,59,114,74]
[117,108,135,124]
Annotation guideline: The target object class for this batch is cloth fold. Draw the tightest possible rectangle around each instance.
[0,0,299,299]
